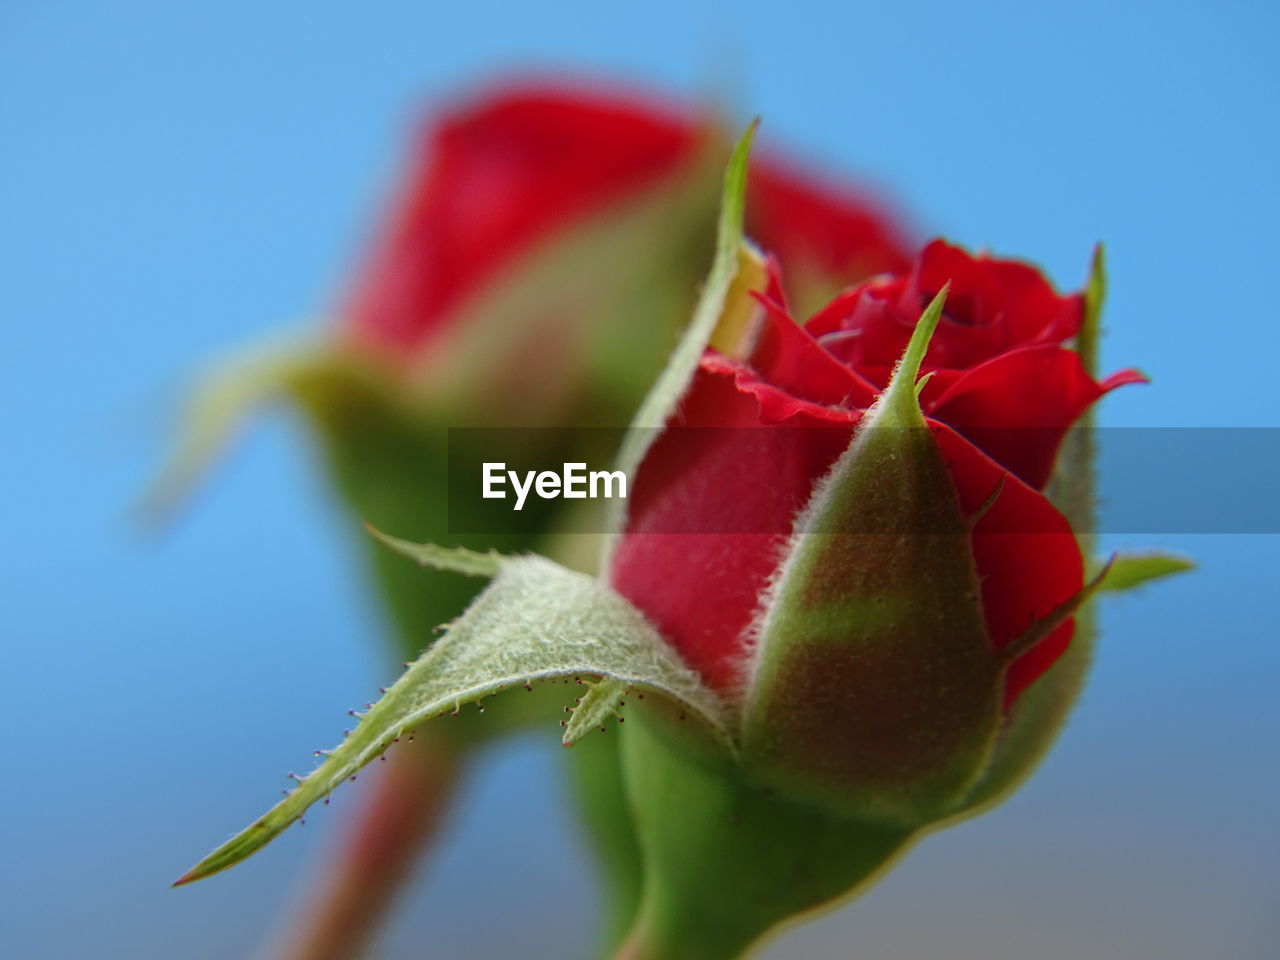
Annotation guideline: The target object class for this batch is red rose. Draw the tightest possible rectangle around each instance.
[609,241,1140,713]
[341,83,911,364]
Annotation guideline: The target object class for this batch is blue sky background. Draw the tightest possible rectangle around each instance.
[2,2,1277,957]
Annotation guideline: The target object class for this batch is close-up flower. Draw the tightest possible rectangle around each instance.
[6,6,1271,960]
[599,228,1146,958]
[169,133,1190,960]
[611,239,1142,707]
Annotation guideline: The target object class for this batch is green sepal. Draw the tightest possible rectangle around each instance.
[946,601,1097,819]
[964,248,1191,817]
[140,335,337,525]
[175,552,727,886]
[602,121,759,567]
[1047,244,1105,545]
[740,289,1005,826]
[152,341,580,753]
[948,559,1112,817]
[996,558,1113,668]
[981,247,1102,811]
[564,677,630,745]
[363,525,504,578]
[1098,551,1195,592]
[579,125,765,953]
[978,250,1112,808]
[1080,242,1105,377]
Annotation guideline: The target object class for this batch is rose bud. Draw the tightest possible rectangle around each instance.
[339,83,910,426]
[611,242,1141,730]
[605,243,1146,958]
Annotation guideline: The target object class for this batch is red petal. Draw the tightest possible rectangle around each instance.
[804,283,914,387]
[928,345,1104,488]
[932,424,1085,706]
[345,86,697,356]
[1100,367,1149,390]
[984,259,1083,345]
[806,241,1088,382]
[911,241,1083,349]
[747,159,912,285]
[762,253,789,311]
[748,295,878,410]
[609,361,854,696]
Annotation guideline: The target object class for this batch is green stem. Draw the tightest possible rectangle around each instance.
[568,733,645,958]
[615,718,916,960]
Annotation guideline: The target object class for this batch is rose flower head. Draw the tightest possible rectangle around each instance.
[609,239,1144,823]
